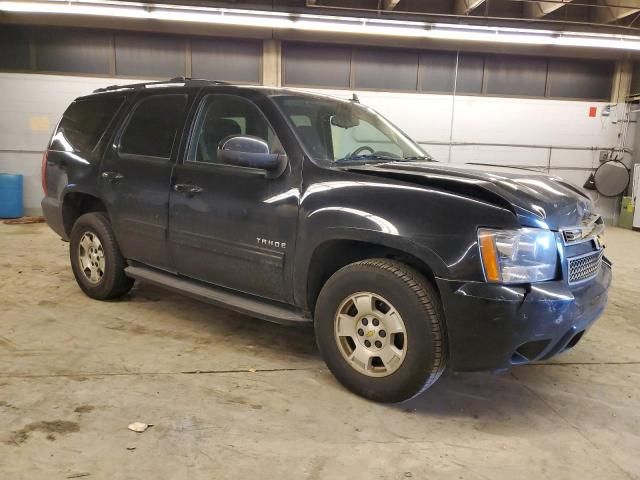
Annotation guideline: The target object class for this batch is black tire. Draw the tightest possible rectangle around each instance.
[314,259,446,403]
[69,212,134,300]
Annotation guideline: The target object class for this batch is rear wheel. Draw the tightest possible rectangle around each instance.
[69,212,133,300]
[314,259,446,403]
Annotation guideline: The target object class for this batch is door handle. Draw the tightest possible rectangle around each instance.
[173,183,203,195]
[102,171,124,182]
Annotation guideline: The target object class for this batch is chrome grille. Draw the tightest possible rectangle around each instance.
[567,250,603,285]
[563,229,580,243]
[561,215,604,245]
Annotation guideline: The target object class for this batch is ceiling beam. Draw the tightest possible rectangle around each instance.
[525,1,574,19]
[454,0,486,15]
[382,0,401,10]
[595,0,640,23]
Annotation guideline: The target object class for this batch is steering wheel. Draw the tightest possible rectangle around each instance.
[351,146,375,156]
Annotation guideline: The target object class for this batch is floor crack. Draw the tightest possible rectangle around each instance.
[524,361,640,366]
[0,366,321,379]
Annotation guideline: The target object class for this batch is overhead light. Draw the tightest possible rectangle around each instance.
[0,0,148,18]
[2,0,640,51]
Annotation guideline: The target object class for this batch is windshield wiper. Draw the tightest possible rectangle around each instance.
[402,155,436,162]
[334,154,401,164]
[335,154,436,165]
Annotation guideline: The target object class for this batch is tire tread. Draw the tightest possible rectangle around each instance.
[70,212,133,300]
[331,258,447,400]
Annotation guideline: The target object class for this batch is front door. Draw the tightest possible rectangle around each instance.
[168,93,299,302]
[100,92,190,270]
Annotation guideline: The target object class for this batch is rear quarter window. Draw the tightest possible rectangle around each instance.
[51,95,124,153]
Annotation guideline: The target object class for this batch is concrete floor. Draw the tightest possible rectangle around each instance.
[0,223,639,480]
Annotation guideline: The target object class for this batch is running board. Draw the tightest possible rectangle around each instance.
[124,265,310,326]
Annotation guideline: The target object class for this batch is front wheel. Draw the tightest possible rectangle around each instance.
[314,259,447,403]
[69,212,134,300]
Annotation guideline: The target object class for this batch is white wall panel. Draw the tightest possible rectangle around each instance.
[446,146,548,167]
[0,73,146,215]
[302,87,630,223]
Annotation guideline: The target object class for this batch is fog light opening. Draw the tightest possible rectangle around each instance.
[513,339,551,363]
[565,330,585,350]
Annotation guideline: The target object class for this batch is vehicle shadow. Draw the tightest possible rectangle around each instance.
[124,282,320,362]
[397,370,541,420]
[126,282,569,422]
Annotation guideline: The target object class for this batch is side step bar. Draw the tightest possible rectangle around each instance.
[125,265,311,326]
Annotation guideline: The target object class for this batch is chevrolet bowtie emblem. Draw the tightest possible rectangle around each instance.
[366,330,375,338]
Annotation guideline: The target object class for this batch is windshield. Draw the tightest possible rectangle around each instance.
[272,95,432,166]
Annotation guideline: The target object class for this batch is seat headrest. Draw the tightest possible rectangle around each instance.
[205,117,242,143]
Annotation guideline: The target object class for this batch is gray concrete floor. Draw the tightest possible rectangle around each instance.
[0,223,639,480]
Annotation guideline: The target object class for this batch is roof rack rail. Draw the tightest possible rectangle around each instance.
[93,77,229,93]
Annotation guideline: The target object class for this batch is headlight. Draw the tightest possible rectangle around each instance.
[478,228,558,283]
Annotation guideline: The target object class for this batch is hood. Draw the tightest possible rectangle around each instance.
[347,162,595,230]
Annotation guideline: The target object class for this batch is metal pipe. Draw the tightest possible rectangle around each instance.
[0,149,44,154]
[620,103,631,156]
[497,0,640,10]
[447,51,460,164]
[417,141,633,153]
[307,0,640,16]
[465,165,608,171]
[2,144,632,156]
[304,2,640,35]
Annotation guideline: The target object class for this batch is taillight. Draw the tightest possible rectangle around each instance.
[41,150,48,195]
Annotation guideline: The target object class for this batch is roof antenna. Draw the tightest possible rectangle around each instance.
[351,93,360,103]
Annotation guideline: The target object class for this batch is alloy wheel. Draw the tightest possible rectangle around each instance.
[77,231,105,284]
[334,292,407,377]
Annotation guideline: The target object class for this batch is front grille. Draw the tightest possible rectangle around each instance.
[567,250,603,285]
[561,215,603,245]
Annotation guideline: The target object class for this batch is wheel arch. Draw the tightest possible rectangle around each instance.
[303,237,442,315]
[62,191,108,238]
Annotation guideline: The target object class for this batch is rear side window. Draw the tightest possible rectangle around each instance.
[52,96,124,153]
[119,94,188,159]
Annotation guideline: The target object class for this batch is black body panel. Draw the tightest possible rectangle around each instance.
[437,261,611,371]
[99,89,195,271]
[167,87,303,303]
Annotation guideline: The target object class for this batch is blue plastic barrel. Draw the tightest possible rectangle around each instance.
[0,174,24,218]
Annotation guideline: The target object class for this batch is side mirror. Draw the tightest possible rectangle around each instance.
[217,135,286,175]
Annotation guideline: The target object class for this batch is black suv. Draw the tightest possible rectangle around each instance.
[42,78,611,402]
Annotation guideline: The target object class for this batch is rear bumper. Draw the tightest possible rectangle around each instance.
[436,260,611,372]
[41,196,67,240]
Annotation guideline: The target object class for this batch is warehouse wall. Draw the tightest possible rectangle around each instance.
[0,71,629,222]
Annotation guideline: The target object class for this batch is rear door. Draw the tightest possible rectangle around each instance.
[168,92,300,302]
[100,91,191,270]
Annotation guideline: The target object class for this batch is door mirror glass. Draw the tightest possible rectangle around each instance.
[218,135,286,172]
